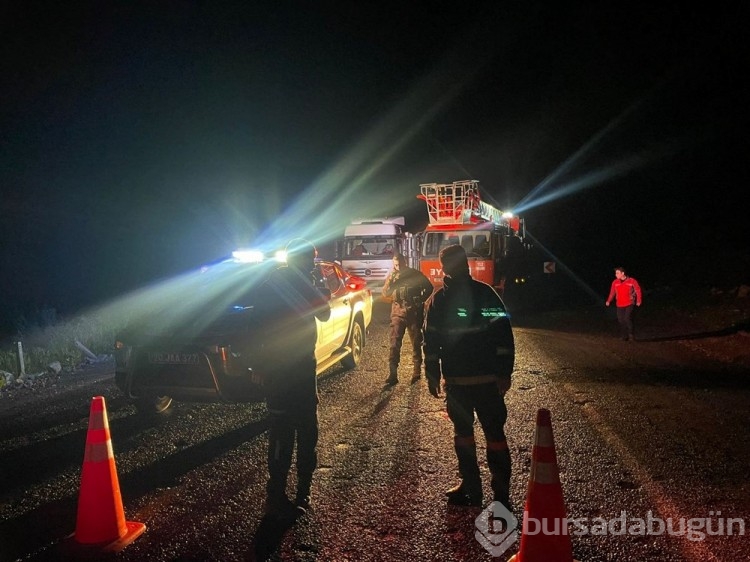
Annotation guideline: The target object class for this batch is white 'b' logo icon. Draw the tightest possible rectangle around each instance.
[475,501,518,556]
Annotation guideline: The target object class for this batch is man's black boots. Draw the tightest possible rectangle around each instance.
[446,481,483,507]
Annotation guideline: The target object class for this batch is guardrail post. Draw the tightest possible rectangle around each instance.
[15,341,26,377]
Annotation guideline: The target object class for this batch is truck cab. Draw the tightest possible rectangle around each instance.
[340,217,412,293]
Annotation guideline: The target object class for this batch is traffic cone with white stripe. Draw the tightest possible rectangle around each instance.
[69,395,145,552]
[509,408,578,562]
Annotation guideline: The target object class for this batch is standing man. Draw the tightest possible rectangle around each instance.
[255,239,331,520]
[382,252,434,385]
[423,245,515,509]
[605,266,642,341]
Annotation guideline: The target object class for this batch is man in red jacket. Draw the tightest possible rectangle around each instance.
[606,266,643,341]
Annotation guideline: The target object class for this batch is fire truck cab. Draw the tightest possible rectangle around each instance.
[417,180,525,295]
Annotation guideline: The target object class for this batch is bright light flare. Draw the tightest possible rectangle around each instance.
[511,79,688,217]
[240,26,497,251]
[231,249,265,263]
[274,250,288,262]
[66,258,275,349]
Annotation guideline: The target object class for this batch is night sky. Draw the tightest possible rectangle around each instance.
[1,2,748,333]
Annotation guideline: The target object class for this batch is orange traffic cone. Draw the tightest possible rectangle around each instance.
[509,408,579,562]
[70,395,145,552]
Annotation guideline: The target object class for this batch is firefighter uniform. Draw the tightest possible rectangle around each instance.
[382,254,434,384]
[424,245,515,508]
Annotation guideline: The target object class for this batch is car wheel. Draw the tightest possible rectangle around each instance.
[135,395,173,415]
[341,319,364,370]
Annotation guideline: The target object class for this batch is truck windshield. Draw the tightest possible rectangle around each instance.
[422,231,491,258]
[345,237,396,258]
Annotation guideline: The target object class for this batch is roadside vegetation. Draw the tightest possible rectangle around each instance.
[0,309,115,387]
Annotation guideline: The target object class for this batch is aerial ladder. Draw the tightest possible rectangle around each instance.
[418,180,522,235]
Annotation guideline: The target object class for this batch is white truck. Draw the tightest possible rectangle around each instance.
[339,217,415,293]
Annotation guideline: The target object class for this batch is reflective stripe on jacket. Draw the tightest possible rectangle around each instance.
[423,272,514,385]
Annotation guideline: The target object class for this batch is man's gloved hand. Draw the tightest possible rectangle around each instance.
[427,377,441,398]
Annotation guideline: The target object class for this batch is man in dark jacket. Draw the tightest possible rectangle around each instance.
[254,239,331,520]
[382,252,434,385]
[423,244,515,509]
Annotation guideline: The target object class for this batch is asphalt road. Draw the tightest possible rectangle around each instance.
[0,299,748,561]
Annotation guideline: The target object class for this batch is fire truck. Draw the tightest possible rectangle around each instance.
[416,179,526,295]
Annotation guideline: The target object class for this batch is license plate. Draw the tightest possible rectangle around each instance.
[148,352,200,365]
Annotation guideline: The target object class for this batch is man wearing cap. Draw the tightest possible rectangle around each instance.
[423,244,515,509]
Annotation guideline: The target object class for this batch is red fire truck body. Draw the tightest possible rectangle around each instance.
[417,180,525,295]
